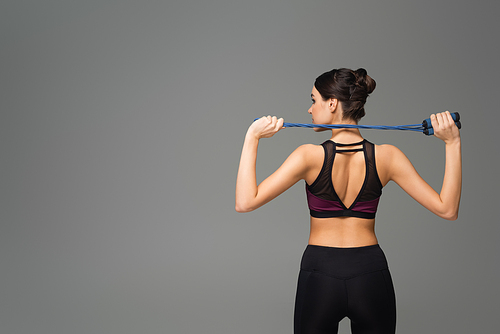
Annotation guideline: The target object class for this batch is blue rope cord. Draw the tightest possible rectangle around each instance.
[282,122,425,132]
[253,112,460,136]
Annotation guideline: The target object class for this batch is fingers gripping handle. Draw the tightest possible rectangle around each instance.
[423,121,461,136]
[422,112,460,128]
[422,112,461,136]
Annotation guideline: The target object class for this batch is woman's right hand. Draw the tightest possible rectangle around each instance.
[430,111,461,144]
[247,115,285,139]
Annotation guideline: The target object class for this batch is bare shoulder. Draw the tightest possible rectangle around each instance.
[292,143,323,163]
[374,143,404,159]
[294,143,323,156]
[374,144,408,186]
[290,143,325,184]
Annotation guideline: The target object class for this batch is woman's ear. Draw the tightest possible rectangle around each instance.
[329,98,338,112]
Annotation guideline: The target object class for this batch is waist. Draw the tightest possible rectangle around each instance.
[308,216,378,247]
[300,244,388,279]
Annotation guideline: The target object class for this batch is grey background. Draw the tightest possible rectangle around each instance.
[1,0,499,333]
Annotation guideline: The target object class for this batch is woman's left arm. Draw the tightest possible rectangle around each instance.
[235,116,310,212]
[385,111,462,220]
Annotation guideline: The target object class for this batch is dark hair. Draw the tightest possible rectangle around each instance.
[314,68,376,122]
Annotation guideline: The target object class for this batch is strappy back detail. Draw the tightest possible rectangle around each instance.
[306,139,383,219]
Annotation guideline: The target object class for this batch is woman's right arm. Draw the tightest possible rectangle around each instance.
[235,116,312,213]
[384,111,462,220]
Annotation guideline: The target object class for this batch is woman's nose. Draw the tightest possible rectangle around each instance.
[307,106,312,114]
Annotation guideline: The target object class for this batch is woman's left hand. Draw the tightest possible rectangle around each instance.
[247,115,285,139]
[430,111,460,144]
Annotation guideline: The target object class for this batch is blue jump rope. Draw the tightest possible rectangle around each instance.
[255,112,461,136]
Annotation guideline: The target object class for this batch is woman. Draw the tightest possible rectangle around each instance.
[235,68,461,334]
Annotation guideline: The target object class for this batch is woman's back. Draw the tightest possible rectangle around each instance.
[304,137,384,247]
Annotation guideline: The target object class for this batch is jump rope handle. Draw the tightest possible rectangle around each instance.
[422,112,461,136]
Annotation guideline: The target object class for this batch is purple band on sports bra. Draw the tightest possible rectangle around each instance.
[351,197,380,213]
[306,188,343,211]
[306,188,380,213]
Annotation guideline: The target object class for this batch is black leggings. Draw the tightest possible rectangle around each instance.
[294,244,396,334]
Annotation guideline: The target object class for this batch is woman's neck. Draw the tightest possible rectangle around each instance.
[330,128,363,143]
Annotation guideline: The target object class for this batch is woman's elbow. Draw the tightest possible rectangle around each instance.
[235,204,249,213]
[439,209,459,221]
[235,201,254,213]
[444,212,459,221]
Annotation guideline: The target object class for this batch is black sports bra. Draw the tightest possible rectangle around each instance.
[306,139,383,219]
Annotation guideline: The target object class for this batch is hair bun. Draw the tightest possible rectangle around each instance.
[355,68,376,95]
[314,67,376,122]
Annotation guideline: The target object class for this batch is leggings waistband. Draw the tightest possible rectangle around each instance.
[300,244,389,279]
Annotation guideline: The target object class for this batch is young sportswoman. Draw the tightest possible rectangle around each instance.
[235,68,462,334]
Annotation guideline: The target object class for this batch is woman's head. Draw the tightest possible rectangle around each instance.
[313,68,376,123]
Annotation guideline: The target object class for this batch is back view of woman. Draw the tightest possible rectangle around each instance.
[235,68,462,334]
